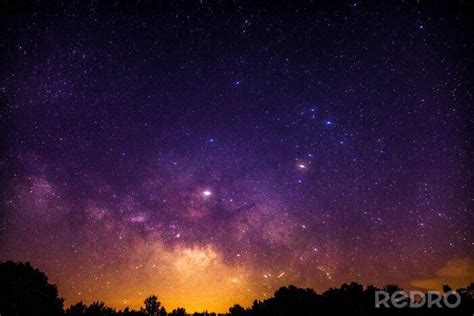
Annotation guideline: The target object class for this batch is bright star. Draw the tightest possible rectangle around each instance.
[202,190,212,197]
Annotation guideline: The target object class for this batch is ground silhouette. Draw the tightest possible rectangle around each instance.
[0,261,472,316]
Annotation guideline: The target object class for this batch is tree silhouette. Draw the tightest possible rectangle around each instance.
[383,284,403,295]
[0,261,64,316]
[143,295,166,316]
[228,304,246,316]
[323,282,366,314]
[65,302,87,316]
[248,285,322,316]
[144,296,159,316]
[160,307,167,316]
[119,306,146,316]
[2,261,474,316]
[442,284,452,293]
[85,302,116,316]
[169,307,186,316]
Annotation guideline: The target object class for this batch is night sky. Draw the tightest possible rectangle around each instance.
[0,0,473,313]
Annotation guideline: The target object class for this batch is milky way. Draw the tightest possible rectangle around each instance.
[0,1,473,313]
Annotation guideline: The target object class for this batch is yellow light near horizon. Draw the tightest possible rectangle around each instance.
[57,240,258,313]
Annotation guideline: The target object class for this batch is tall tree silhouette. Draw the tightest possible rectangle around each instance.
[0,261,64,316]
[143,295,166,316]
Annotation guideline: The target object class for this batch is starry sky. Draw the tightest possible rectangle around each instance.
[0,0,473,313]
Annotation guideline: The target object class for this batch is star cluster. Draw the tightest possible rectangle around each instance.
[0,1,472,313]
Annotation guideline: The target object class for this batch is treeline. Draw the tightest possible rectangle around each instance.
[0,261,472,316]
